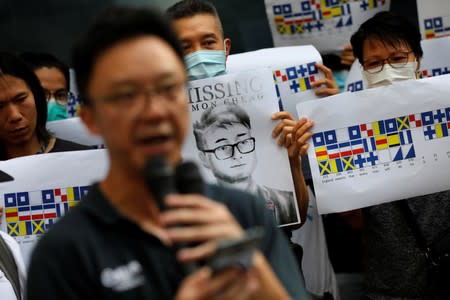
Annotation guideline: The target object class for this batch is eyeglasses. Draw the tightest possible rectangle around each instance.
[95,81,186,112]
[363,51,413,74]
[44,89,71,105]
[202,137,256,160]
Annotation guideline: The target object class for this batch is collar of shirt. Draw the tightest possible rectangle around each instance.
[83,183,125,225]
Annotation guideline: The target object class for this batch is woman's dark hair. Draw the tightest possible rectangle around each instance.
[350,11,423,64]
[0,52,51,158]
[72,6,184,105]
[20,52,70,90]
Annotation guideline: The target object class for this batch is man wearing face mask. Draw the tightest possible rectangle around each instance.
[167,0,311,227]
[166,0,230,81]
[20,52,71,122]
[348,12,450,299]
[168,2,347,299]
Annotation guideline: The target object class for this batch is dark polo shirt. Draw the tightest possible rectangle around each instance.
[27,183,307,299]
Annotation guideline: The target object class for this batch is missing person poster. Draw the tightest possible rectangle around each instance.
[0,150,108,266]
[182,69,301,227]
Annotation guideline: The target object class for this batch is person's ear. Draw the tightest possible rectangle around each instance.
[224,38,231,58]
[79,105,101,136]
[198,151,211,169]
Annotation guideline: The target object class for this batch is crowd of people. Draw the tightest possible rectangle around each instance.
[0,0,448,299]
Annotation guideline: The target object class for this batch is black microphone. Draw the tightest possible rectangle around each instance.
[144,157,204,275]
[144,156,175,211]
[175,161,205,195]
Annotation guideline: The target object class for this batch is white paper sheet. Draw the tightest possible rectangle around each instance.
[67,69,82,118]
[265,0,390,53]
[227,45,324,117]
[344,37,450,92]
[47,117,104,148]
[419,36,450,78]
[297,75,450,214]
[417,0,450,40]
[182,69,300,226]
[0,150,108,266]
[344,60,365,92]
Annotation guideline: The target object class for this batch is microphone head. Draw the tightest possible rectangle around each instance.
[175,161,204,195]
[144,156,175,211]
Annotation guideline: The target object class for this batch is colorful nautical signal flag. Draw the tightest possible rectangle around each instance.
[3,185,89,237]
[313,107,450,176]
[273,62,318,95]
[271,0,383,37]
[423,16,450,39]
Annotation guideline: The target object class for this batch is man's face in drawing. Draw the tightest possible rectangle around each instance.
[199,122,257,183]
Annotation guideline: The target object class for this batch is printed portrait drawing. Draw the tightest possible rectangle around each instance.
[193,104,297,225]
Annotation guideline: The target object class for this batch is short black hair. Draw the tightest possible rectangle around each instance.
[167,0,219,20]
[0,52,51,159]
[193,104,251,150]
[350,11,423,64]
[20,52,70,90]
[72,5,184,105]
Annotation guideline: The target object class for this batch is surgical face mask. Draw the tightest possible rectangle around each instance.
[362,61,418,89]
[333,70,349,93]
[47,98,68,121]
[185,49,226,81]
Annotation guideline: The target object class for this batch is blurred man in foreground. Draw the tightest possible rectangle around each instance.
[26,6,307,300]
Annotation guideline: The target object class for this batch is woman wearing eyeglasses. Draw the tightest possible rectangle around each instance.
[350,12,423,89]
[285,11,450,300]
[349,11,449,300]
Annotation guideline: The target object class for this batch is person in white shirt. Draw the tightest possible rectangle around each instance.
[0,231,26,300]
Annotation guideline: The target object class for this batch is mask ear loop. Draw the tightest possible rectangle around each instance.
[223,39,231,57]
[414,58,422,79]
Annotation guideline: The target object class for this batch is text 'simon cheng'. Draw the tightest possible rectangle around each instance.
[187,76,265,111]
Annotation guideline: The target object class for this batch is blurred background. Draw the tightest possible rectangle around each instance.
[0,0,417,64]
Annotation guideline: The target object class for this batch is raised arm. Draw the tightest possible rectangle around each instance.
[271,111,313,226]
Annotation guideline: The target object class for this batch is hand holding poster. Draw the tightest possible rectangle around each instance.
[0,150,108,266]
[182,69,300,226]
[297,75,450,214]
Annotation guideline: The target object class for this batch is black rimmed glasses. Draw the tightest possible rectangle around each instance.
[202,137,256,160]
[94,81,186,113]
[363,51,414,74]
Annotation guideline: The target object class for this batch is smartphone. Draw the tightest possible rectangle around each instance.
[204,226,264,274]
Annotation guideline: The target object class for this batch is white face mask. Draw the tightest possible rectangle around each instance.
[362,61,418,89]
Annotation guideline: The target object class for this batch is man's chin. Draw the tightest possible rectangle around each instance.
[143,154,186,174]
[216,173,250,184]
